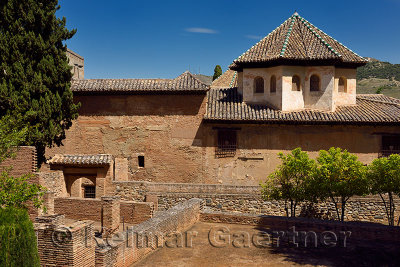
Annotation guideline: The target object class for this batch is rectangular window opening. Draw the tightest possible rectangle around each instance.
[138,155,145,168]
[84,186,96,198]
[380,135,400,157]
[215,130,237,158]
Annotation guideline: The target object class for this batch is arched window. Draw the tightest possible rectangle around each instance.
[254,76,264,93]
[310,74,320,91]
[292,75,301,91]
[270,75,276,93]
[338,77,347,93]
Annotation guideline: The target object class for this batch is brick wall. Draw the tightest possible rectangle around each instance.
[120,200,154,225]
[45,94,207,184]
[54,197,154,224]
[101,196,120,231]
[95,198,202,267]
[35,215,95,267]
[0,146,37,176]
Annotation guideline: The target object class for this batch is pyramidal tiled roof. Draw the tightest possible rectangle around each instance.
[205,88,400,125]
[71,71,210,94]
[230,12,367,70]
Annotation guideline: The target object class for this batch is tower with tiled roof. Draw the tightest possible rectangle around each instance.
[230,12,367,112]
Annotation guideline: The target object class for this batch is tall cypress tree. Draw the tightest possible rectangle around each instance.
[213,65,222,81]
[0,0,79,164]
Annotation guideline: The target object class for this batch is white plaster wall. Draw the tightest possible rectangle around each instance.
[242,65,354,112]
[281,66,306,111]
[242,67,282,109]
[334,68,357,106]
[304,66,335,111]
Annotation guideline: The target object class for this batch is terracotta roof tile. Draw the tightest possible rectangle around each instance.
[205,88,400,125]
[230,13,367,70]
[211,70,238,88]
[71,71,209,94]
[48,154,113,166]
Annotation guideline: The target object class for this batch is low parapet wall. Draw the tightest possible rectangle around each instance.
[54,197,154,225]
[95,198,203,267]
[35,215,95,267]
[113,180,400,224]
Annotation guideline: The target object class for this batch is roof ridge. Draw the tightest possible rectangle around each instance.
[190,72,210,88]
[356,95,400,106]
[296,14,342,57]
[280,14,297,57]
[297,15,366,62]
[174,71,210,88]
[229,71,237,87]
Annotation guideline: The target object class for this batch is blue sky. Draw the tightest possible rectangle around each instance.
[58,0,400,79]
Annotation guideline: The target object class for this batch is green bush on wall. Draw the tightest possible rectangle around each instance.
[0,207,40,267]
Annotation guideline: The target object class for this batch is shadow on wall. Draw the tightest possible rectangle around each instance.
[191,121,383,154]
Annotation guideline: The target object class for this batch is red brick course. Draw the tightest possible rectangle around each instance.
[54,197,154,224]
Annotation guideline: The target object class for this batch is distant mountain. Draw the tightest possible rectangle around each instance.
[357,58,400,99]
[357,58,400,81]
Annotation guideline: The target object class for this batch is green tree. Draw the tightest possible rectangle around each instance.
[212,65,222,81]
[316,147,367,221]
[0,115,27,163]
[367,154,400,226]
[0,207,40,267]
[261,148,317,217]
[0,170,44,209]
[0,0,80,164]
[375,86,384,94]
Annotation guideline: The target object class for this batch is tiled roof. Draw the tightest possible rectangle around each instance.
[71,71,210,94]
[230,12,367,70]
[205,88,400,125]
[48,154,113,166]
[211,70,238,89]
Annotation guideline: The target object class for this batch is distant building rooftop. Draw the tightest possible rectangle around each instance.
[71,71,210,94]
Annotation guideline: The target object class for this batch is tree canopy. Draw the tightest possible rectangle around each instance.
[367,154,400,226]
[212,65,222,81]
[261,148,317,217]
[314,147,368,221]
[0,0,80,163]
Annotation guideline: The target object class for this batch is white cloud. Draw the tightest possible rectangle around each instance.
[185,27,218,34]
[245,35,262,40]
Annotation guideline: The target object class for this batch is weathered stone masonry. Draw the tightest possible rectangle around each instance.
[112,180,400,224]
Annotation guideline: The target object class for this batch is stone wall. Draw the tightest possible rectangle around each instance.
[0,146,37,176]
[67,49,84,79]
[39,170,66,197]
[54,197,154,225]
[95,198,203,267]
[112,181,400,224]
